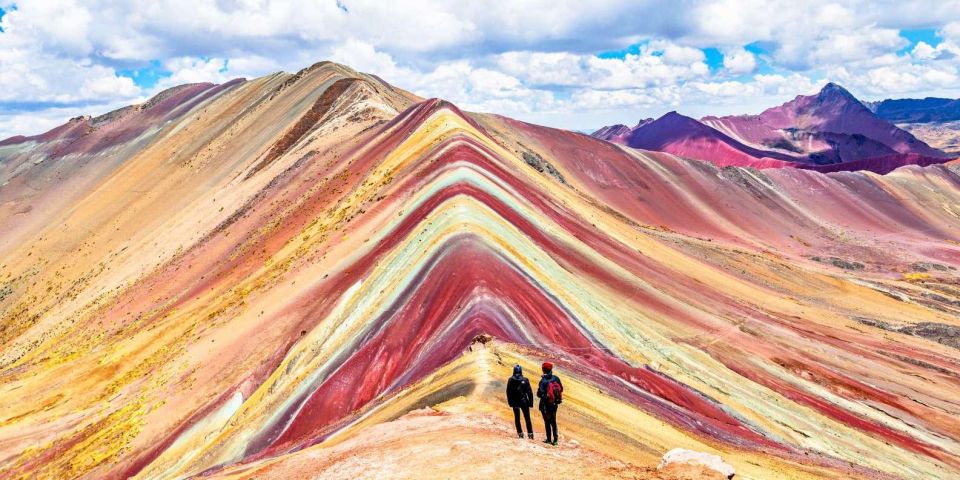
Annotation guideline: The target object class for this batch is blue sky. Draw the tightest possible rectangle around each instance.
[2,1,960,138]
[116,61,170,90]
[899,28,942,51]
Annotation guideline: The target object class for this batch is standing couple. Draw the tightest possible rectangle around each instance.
[505,362,563,445]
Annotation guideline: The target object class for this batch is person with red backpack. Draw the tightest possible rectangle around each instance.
[536,361,563,446]
[505,364,535,439]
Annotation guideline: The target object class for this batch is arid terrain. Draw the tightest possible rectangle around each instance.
[1,61,959,479]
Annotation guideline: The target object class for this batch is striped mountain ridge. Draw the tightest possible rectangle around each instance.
[1,62,959,479]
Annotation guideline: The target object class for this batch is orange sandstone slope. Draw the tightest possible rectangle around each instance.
[0,61,958,479]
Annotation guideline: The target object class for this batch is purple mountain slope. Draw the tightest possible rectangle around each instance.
[592,83,952,173]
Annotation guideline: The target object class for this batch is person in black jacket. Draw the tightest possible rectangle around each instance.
[505,364,534,439]
[536,361,563,445]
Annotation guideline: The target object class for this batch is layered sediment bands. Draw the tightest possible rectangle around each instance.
[1,62,959,479]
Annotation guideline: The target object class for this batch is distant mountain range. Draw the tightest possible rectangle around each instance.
[862,96,960,156]
[593,83,956,174]
[866,97,960,123]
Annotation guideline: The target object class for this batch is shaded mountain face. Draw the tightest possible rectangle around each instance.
[594,83,952,173]
[2,62,960,480]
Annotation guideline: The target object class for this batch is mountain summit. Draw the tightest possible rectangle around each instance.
[753,82,947,158]
[818,81,859,101]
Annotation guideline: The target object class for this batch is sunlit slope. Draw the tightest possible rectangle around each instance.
[0,62,958,479]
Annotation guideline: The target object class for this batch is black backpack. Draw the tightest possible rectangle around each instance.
[511,377,530,404]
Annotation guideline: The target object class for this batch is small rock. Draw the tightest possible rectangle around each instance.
[568,439,580,448]
[471,333,494,345]
[521,151,567,184]
[657,448,735,479]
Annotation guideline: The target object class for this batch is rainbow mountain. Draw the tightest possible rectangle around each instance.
[1,61,959,479]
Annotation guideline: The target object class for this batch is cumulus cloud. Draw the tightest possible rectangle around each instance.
[721,48,756,74]
[827,62,959,95]
[0,47,139,104]
[495,43,708,90]
[156,57,230,88]
[941,21,960,42]
[807,28,907,66]
[569,87,679,110]
[911,41,938,61]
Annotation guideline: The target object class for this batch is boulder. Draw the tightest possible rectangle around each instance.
[657,448,735,479]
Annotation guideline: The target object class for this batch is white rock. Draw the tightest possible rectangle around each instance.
[657,448,735,479]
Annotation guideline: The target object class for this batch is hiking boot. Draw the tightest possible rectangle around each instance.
[527,433,534,439]
[543,438,552,444]
[517,433,524,439]
[551,440,558,446]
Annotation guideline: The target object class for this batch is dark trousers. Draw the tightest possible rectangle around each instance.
[513,406,533,434]
[541,404,558,441]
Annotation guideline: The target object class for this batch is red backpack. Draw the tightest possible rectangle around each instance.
[545,378,563,405]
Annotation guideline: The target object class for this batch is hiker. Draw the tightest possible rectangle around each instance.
[536,361,563,445]
[505,364,534,439]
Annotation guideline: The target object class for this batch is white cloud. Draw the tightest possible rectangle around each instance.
[808,28,907,65]
[911,41,938,60]
[828,62,959,95]
[687,73,820,99]
[0,46,140,104]
[0,2,140,107]
[752,73,821,95]
[569,87,678,110]
[156,57,230,88]
[4,0,95,56]
[722,48,756,74]
[79,74,139,98]
[224,55,285,77]
[495,43,708,90]
[330,40,406,80]
[941,21,960,42]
